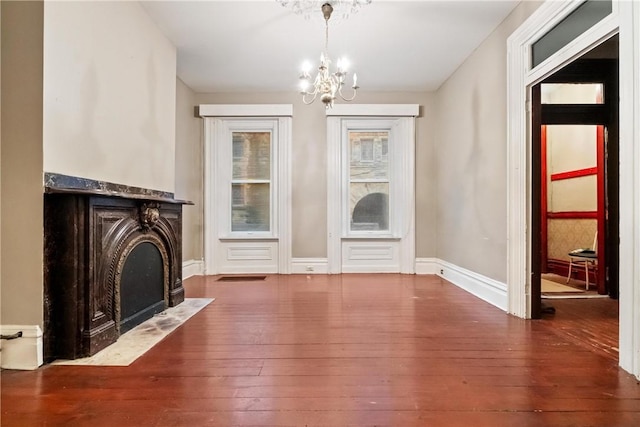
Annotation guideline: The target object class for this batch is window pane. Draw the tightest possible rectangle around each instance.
[541,83,603,104]
[546,125,598,212]
[350,131,389,180]
[350,183,389,231]
[231,183,270,232]
[532,0,612,68]
[232,132,270,180]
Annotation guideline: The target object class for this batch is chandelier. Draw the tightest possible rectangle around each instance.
[296,3,360,108]
[278,0,371,20]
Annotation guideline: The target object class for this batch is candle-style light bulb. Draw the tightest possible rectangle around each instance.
[339,58,349,72]
[352,73,358,88]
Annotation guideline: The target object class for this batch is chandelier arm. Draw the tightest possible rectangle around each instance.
[302,92,318,105]
[337,85,358,102]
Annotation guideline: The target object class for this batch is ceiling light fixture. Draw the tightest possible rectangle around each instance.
[278,0,371,20]
[296,2,360,108]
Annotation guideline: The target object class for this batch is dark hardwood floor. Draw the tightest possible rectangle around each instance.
[2,274,639,426]
[540,296,620,361]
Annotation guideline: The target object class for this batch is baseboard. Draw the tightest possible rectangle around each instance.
[437,259,508,312]
[0,325,43,370]
[182,259,204,279]
[415,257,439,275]
[291,258,329,274]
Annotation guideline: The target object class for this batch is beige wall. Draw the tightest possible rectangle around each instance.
[1,0,179,330]
[547,125,598,212]
[43,1,177,192]
[194,91,436,259]
[1,1,44,326]
[175,79,202,261]
[434,1,542,282]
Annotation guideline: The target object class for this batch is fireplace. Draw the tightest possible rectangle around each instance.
[43,174,189,361]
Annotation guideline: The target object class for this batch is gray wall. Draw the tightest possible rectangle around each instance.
[191,91,436,260]
[175,79,203,262]
[434,1,542,282]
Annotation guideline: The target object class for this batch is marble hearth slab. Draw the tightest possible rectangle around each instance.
[52,298,214,366]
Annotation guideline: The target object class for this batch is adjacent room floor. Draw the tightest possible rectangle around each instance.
[2,274,639,426]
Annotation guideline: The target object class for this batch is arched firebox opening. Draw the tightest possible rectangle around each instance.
[118,240,166,334]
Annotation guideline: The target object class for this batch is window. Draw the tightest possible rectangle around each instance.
[541,83,604,104]
[230,131,271,232]
[531,0,612,68]
[327,106,418,274]
[348,130,390,233]
[202,105,292,275]
[209,118,281,239]
[360,139,374,161]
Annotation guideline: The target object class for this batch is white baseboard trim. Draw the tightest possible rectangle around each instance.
[0,325,43,370]
[291,258,329,274]
[436,259,508,312]
[415,257,439,275]
[182,259,204,279]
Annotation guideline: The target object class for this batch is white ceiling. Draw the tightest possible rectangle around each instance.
[141,0,520,93]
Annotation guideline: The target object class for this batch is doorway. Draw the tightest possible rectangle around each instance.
[507,0,640,378]
[531,39,619,319]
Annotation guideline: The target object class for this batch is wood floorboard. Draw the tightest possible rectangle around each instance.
[2,274,639,426]
[539,296,620,361]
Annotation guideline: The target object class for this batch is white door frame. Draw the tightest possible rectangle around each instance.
[199,104,293,275]
[326,104,419,274]
[507,0,640,378]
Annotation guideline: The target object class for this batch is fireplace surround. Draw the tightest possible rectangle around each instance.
[43,174,190,361]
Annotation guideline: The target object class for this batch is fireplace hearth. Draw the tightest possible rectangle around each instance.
[43,174,190,361]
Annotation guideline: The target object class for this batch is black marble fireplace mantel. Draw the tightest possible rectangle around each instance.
[44,174,192,361]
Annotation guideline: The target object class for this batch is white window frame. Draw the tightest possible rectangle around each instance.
[218,120,277,239]
[343,121,395,239]
[327,104,419,274]
[200,104,292,274]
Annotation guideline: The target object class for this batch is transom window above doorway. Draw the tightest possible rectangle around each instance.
[531,0,612,68]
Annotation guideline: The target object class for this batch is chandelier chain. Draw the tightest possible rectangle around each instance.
[294,1,363,108]
[324,15,329,57]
